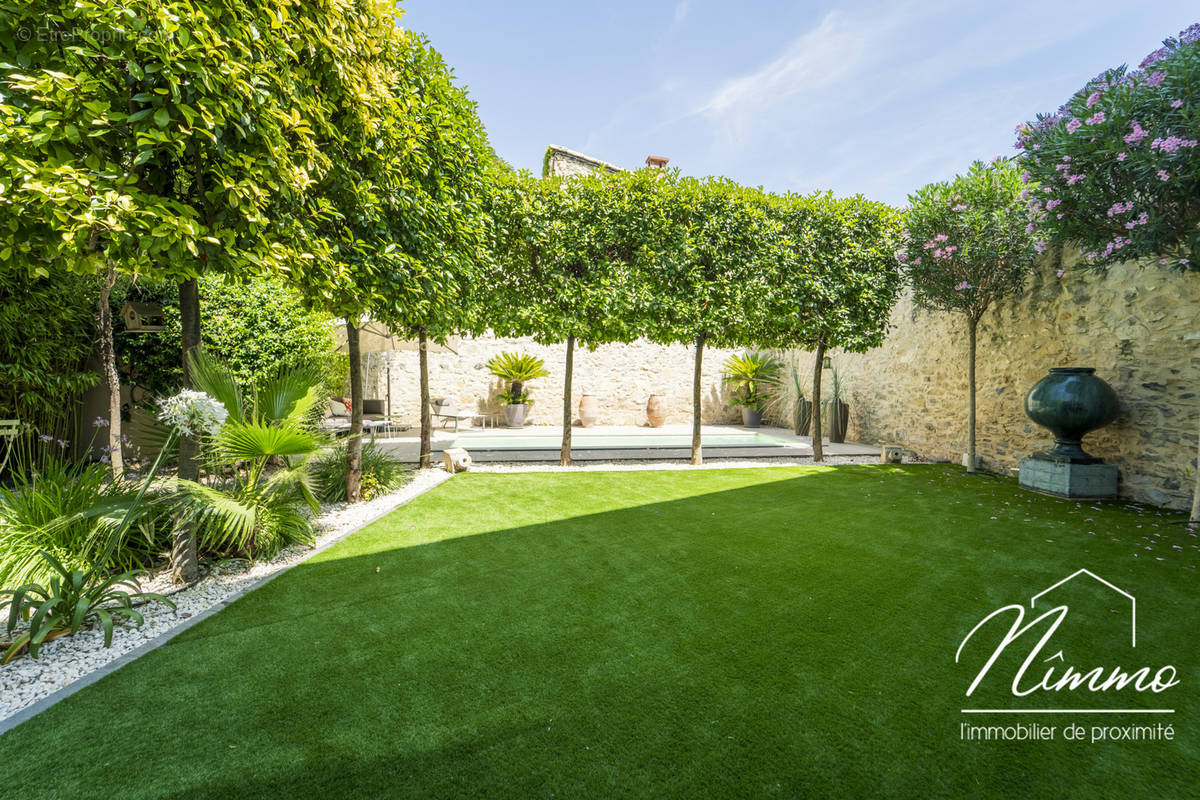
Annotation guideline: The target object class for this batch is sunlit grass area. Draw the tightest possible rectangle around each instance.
[0,465,1195,799]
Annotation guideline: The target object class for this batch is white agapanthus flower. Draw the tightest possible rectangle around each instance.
[157,390,228,437]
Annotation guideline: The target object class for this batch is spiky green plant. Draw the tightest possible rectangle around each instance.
[171,352,326,560]
[0,433,164,589]
[311,440,410,504]
[1,551,174,663]
[722,352,783,410]
[763,356,809,433]
[485,352,549,404]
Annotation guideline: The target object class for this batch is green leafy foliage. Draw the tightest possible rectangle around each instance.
[0,432,166,589]
[0,268,98,436]
[1016,24,1200,271]
[172,353,324,560]
[113,275,338,405]
[1,550,173,662]
[485,352,550,404]
[902,160,1038,322]
[311,440,410,504]
[722,352,782,410]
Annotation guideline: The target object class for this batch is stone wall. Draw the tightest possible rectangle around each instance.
[544,144,621,178]
[362,335,744,428]
[789,252,1199,509]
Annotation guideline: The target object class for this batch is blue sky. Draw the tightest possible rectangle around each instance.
[402,1,1196,205]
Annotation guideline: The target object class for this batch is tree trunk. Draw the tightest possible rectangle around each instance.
[172,277,201,583]
[967,316,978,474]
[692,333,706,465]
[96,263,123,478]
[345,320,363,501]
[561,335,575,467]
[419,329,432,469]
[811,342,825,463]
[1190,410,1199,522]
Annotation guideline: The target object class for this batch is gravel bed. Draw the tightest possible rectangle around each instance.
[0,468,450,723]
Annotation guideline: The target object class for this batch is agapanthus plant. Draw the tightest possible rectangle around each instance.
[1015,23,1200,272]
[156,390,228,438]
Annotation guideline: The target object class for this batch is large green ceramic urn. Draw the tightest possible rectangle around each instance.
[1024,367,1119,464]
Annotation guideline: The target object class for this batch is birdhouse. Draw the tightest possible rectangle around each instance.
[119,301,165,332]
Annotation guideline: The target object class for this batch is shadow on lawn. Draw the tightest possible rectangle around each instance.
[0,465,1194,800]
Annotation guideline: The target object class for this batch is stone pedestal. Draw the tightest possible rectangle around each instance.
[1018,457,1117,499]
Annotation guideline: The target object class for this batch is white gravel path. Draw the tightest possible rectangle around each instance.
[0,455,902,724]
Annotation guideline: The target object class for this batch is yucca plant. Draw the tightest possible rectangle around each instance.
[311,440,410,504]
[170,352,326,560]
[1,550,174,663]
[722,352,783,410]
[763,356,810,434]
[485,352,549,405]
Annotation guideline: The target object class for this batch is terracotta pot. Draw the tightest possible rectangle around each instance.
[578,394,599,427]
[646,395,668,427]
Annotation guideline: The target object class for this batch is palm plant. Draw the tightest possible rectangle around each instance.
[722,352,782,410]
[171,351,325,560]
[486,352,549,405]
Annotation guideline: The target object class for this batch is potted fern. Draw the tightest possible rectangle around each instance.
[722,351,782,428]
[486,352,550,428]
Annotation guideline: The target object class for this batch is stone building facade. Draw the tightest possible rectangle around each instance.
[363,336,743,429]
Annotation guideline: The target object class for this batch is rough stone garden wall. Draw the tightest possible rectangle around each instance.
[363,336,743,429]
[791,252,1199,509]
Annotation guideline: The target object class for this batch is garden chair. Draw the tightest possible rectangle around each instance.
[430,398,475,432]
[0,419,19,475]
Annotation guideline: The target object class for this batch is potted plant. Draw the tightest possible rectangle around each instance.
[722,351,782,428]
[824,366,850,443]
[764,357,810,435]
[486,352,549,428]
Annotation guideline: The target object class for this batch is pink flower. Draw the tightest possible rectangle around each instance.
[912,257,921,265]
[1046,199,1061,211]
[1124,121,1148,144]
[1056,269,1064,277]
[1066,118,1082,133]
[1025,222,1035,233]
[956,281,971,291]
[1086,91,1102,107]
[933,248,944,258]
[1171,98,1184,108]
[1036,241,1048,254]
[1145,71,1166,87]
[1066,174,1085,185]
[1117,152,1127,161]
[934,233,948,242]
[1085,111,1105,125]
[1158,169,1171,181]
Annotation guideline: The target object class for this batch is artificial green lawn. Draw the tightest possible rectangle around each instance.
[1,465,1196,799]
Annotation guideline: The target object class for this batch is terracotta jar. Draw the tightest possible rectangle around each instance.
[578,394,599,427]
[646,394,668,428]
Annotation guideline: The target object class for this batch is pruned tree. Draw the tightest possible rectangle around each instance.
[902,160,1038,473]
[763,193,903,460]
[0,1,330,580]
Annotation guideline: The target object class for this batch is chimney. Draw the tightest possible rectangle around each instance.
[645,155,669,169]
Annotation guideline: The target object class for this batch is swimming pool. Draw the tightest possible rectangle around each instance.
[451,431,800,450]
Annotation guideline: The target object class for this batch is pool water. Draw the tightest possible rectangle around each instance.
[451,431,798,450]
